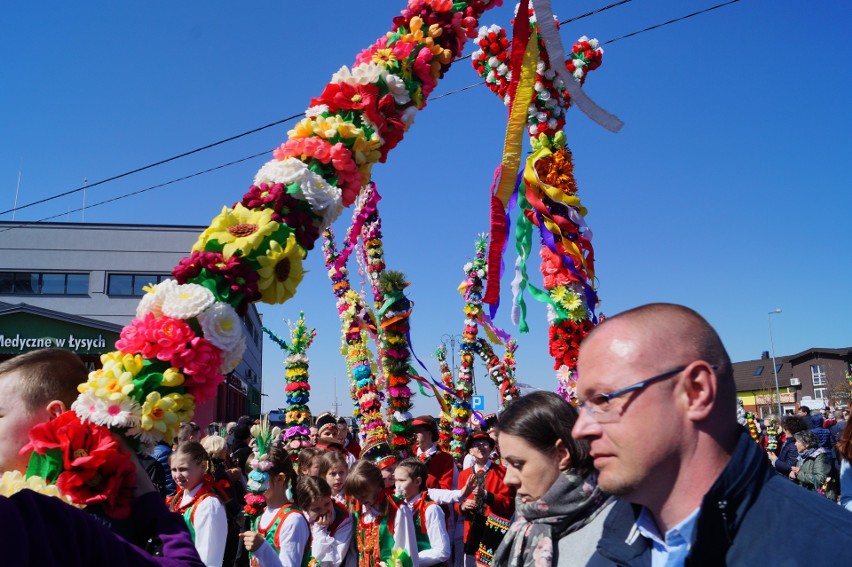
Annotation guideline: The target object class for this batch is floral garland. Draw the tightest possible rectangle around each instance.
[746,412,760,444]
[27,0,503,513]
[472,5,603,138]
[378,270,415,456]
[449,235,489,461]
[435,346,456,453]
[475,337,520,409]
[323,227,389,444]
[475,4,604,404]
[262,311,317,454]
[244,416,282,520]
[21,411,136,518]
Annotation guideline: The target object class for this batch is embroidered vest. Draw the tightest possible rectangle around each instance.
[167,480,221,542]
[250,504,314,567]
[354,499,398,567]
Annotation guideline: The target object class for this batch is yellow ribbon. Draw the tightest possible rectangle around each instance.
[494,35,540,207]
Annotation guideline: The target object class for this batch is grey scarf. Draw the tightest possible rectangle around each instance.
[492,469,609,567]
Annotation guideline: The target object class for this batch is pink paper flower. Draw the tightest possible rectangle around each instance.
[115,314,195,362]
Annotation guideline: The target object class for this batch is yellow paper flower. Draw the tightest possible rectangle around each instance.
[0,471,78,507]
[193,204,279,259]
[257,235,306,304]
[161,367,185,387]
[139,392,179,437]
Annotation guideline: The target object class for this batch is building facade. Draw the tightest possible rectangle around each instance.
[0,220,263,428]
[733,347,852,416]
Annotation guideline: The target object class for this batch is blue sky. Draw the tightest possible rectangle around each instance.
[2,1,850,416]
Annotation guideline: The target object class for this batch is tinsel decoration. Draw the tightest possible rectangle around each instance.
[244,415,282,520]
[475,337,520,409]
[323,227,389,444]
[378,270,415,456]
[450,235,488,461]
[435,345,455,453]
[262,312,317,455]
[475,4,605,404]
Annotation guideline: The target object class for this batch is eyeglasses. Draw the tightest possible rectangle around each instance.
[577,364,717,423]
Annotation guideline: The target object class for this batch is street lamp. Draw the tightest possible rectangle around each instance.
[768,309,783,416]
[440,333,462,376]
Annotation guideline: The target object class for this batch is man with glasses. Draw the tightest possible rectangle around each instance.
[573,303,852,565]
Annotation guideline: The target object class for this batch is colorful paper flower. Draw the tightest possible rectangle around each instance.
[256,235,306,304]
[192,204,279,260]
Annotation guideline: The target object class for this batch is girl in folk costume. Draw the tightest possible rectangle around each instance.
[360,437,399,498]
[296,475,354,567]
[168,440,229,567]
[318,451,349,505]
[240,444,313,567]
[456,432,515,567]
[298,447,325,477]
[344,459,419,567]
[394,458,451,566]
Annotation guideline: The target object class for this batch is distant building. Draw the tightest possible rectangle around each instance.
[733,347,852,416]
[0,220,264,427]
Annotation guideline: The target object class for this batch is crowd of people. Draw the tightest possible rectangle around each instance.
[3,302,852,565]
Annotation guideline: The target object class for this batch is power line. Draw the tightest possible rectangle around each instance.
[603,0,741,45]
[0,114,302,217]
[0,151,270,233]
[5,1,742,221]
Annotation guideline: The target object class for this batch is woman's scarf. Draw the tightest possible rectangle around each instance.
[799,446,829,461]
[492,469,610,567]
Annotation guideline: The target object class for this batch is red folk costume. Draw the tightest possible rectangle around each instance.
[418,446,457,491]
[456,463,515,564]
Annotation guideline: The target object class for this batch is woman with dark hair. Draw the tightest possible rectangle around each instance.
[836,421,852,511]
[491,391,613,567]
[768,415,809,476]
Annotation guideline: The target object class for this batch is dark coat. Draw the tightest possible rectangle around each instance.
[588,428,852,566]
[773,436,798,476]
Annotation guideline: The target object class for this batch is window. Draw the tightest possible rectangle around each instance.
[811,364,827,386]
[775,364,783,373]
[107,274,170,296]
[814,388,828,400]
[0,271,89,295]
[753,366,764,376]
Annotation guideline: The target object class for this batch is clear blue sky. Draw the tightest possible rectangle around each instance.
[2,1,850,417]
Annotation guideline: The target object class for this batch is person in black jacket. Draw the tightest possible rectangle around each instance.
[768,415,808,476]
[571,303,852,565]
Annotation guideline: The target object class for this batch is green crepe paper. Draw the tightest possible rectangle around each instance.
[527,283,569,322]
[26,447,64,484]
[513,186,534,333]
[131,370,166,403]
[191,269,246,311]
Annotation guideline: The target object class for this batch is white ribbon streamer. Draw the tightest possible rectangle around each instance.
[532,0,624,133]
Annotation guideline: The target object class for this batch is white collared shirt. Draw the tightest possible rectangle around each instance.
[404,494,450,566]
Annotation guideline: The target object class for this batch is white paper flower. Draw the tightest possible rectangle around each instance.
[161,283,215,320]
[72,390,102,423]
[305,104,329,118]
[350,63,384,85]
[286,353,309,365]
[89,397,142,429]
[384,74,411,104]
[297,169,343,229]
[136,279,179,319]
[220,334,247,374]
[254,157,310,187]
[401,106,418,130]
[198,301,244,352]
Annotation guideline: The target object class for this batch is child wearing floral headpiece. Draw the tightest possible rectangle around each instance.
[240,444,313,567]
[345,460,418,567]
[168,440,229,567]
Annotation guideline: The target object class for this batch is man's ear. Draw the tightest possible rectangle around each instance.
[554,439,571,471]
[681,362,717,421]
[46,400,66,419]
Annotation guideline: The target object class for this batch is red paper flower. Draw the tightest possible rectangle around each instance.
[24,411,136,519]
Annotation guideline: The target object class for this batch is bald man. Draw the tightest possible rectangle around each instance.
[573,303,852,565]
